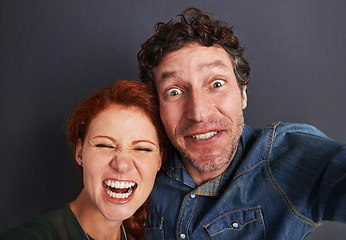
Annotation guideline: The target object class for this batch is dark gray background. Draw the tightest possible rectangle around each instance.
[1,0,345,239]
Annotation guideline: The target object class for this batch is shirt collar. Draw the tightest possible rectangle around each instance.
[166,135,244,197]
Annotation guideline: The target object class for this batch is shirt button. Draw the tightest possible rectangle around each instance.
[180,233,186,239]
[232,222,239,228]
[190,193,196,198]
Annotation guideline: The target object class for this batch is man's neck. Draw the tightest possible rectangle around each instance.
[183,159,232,186]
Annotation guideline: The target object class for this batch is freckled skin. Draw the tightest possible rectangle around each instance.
[75,105,162,223]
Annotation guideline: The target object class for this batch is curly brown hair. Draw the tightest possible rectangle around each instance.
[138,7,250,92]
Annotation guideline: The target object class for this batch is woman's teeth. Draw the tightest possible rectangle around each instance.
[104,180,136,199]
[191,131,217,140]
[106,188,133,199]
[104,180,135,188]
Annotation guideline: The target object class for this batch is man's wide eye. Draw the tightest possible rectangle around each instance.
[211,79,225,88]
[167,88,182,96]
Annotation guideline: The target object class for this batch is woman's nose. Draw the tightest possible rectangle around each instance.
[110,152,134,173]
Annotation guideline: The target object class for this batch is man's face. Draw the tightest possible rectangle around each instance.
[154,43,247,177]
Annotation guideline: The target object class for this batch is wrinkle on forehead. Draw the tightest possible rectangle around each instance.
[157,59,232,84]
[200,60,230,71]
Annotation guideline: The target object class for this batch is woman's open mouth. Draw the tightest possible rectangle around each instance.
[103,180,137,199]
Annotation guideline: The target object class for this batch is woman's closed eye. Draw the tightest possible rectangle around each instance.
[96,144,114,149]
[134,147,152,152]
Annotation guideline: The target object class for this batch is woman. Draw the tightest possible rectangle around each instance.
[0,80,167,240]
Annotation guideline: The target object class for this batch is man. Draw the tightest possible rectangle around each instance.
[138,7,346,239]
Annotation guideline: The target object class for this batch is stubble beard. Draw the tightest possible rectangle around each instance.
[171,114,244,172]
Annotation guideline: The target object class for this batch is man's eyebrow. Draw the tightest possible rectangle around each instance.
[201,60,230,70]
[158,71,177,83]
[157,60,231,83]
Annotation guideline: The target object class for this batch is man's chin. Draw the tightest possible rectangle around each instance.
[185,153,231,172]
[173,139,231,168]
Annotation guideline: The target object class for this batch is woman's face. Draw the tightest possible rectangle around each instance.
[75,104,162,221]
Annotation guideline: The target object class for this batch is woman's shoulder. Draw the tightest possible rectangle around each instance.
[0,204,84,240]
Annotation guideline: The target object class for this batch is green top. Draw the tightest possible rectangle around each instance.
[0,204,126,240]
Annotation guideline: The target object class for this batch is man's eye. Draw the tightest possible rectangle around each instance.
[211,79,225,88]
[167,88,182,96]
[96,144,114,149]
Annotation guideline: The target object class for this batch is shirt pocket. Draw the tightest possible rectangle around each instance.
[204,206,266,240]
[145,210,164,240]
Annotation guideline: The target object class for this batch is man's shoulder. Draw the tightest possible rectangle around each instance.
[242,122,345,161]
[244,122,337,144]
[246,122,325,136]
[264,122,344,145]
[265,122,325,136]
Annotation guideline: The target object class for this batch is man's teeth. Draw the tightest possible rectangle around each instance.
[191,131,217,140]
[104,180,136,199]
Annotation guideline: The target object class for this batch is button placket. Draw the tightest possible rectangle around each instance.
[176,192,198,240]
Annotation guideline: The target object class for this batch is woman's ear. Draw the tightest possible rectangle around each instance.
[157,151,163,171]
[75,139,83,166]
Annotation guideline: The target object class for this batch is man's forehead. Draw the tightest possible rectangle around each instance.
[154,59,233,86]
[158,58,231,75]
[153,43,234,83]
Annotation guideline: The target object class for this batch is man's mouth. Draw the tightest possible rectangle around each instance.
[191,131,218,140]
[103,180,137,199]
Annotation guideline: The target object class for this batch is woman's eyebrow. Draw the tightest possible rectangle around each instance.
[93,135,116,142]
[132,139,157,146]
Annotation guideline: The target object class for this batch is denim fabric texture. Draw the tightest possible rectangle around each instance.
[145,122,346,240]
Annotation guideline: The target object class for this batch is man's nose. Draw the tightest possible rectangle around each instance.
[110,151,133,173]
[186,91,212,122]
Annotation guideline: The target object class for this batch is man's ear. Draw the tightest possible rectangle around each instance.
[241,86,248,110]
[75,139,83,165]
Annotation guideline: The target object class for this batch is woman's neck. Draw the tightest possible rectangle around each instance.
[70,191,123,240]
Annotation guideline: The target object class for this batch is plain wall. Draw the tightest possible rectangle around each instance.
[1,0,345,239]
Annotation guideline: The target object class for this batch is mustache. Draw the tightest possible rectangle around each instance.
[176,118,231,136]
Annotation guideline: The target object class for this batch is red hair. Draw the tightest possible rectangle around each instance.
[67,79,168,239]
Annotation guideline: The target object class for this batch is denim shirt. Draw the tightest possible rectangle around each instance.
[145,122,346,240]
